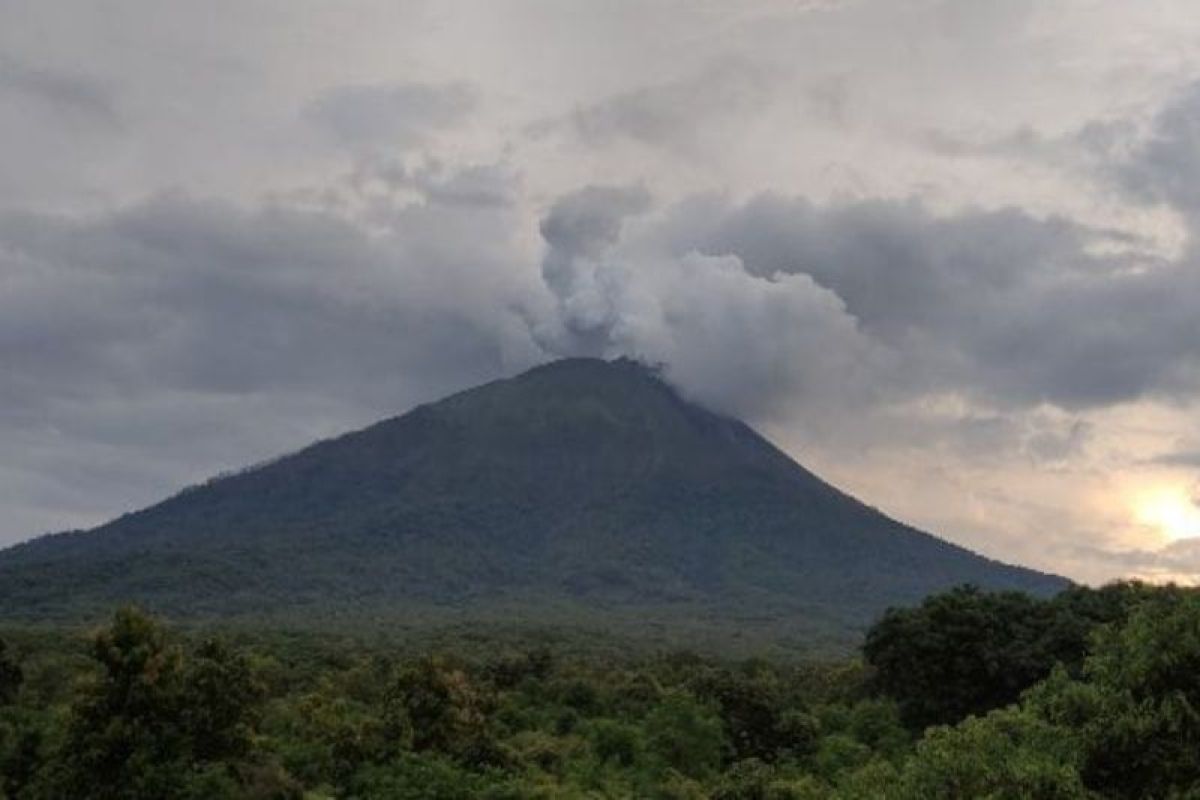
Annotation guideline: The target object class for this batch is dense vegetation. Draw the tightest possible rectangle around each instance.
[2,580,1195,799]
[0,359,1063,647]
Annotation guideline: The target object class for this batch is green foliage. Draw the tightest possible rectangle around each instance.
[586,718,644,767]
[0,639,21,706]
[346,754,499,799]
[181,638,263,762]
[0,706,57,800]
[863,583,1145,730]
[692,665,819,762]
[265,680,388,790]
[5,584,1199,798]
[896,707,1090,799]
[59,606,191,798]
[710,758,825,800]
[383,656,490,759]
[1028,588,1200,798]
[52,608,274,800]
[644,692,727,777]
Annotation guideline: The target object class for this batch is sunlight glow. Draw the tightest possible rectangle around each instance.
[1136,486,1200,543]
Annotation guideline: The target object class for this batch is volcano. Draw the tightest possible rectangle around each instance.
[0,358,1067,647]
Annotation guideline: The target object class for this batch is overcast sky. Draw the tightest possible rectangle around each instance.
[5,0,1200,583]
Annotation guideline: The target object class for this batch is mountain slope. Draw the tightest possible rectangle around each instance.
[0,358,1067,644]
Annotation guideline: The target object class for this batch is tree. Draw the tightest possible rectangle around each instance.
[897,707,1089,800]
[383,656,489,758]
[865,586,1081,729]
[180,638,263,762]
[1028,589,1200,798]
[0,706,52,800]
[57,607,270,800]
[0,639,21,706]
[59,607,189,799]
[692,667,817,762]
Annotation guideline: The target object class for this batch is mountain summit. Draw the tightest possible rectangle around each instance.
[0,358,1066,645]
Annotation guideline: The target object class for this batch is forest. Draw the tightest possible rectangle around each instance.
[1,581,1196,799]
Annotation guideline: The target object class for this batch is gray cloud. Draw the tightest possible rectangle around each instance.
[569,60,776,155]
[334,157,520,215]
[930,79,1200,239]
[924,117,1141,171]
[304,81,476,148]
[540,185,652,258]
[1153,450,1200,468]
[0,54,119,127]
[1071,534,1200,582]
[1025,420,1092,464]
[0,192,544,540]
[0,194,538,405]
[0,53,124,211]
[1119,81,1200,216]
[647,194,1200,410]
[400,161,518,208]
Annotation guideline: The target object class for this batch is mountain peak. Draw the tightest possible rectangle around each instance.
[460,356,673,407]
[518,355,660,377]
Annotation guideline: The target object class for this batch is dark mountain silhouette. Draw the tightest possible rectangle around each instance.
[0,358,1067,646]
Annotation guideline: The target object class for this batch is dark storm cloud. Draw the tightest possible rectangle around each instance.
[303,81,477,148]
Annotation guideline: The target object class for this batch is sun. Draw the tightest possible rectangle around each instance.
[1136,486,1200,543]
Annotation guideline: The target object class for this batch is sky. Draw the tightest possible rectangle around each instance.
[4,0,1200,584]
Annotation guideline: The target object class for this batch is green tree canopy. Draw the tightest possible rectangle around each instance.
[863,583,1147,730]
[1028,588,1200,799]
[56,607,270,800]
[0,639,21,706]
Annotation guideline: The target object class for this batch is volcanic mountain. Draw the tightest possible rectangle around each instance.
[0,358,1067,647]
